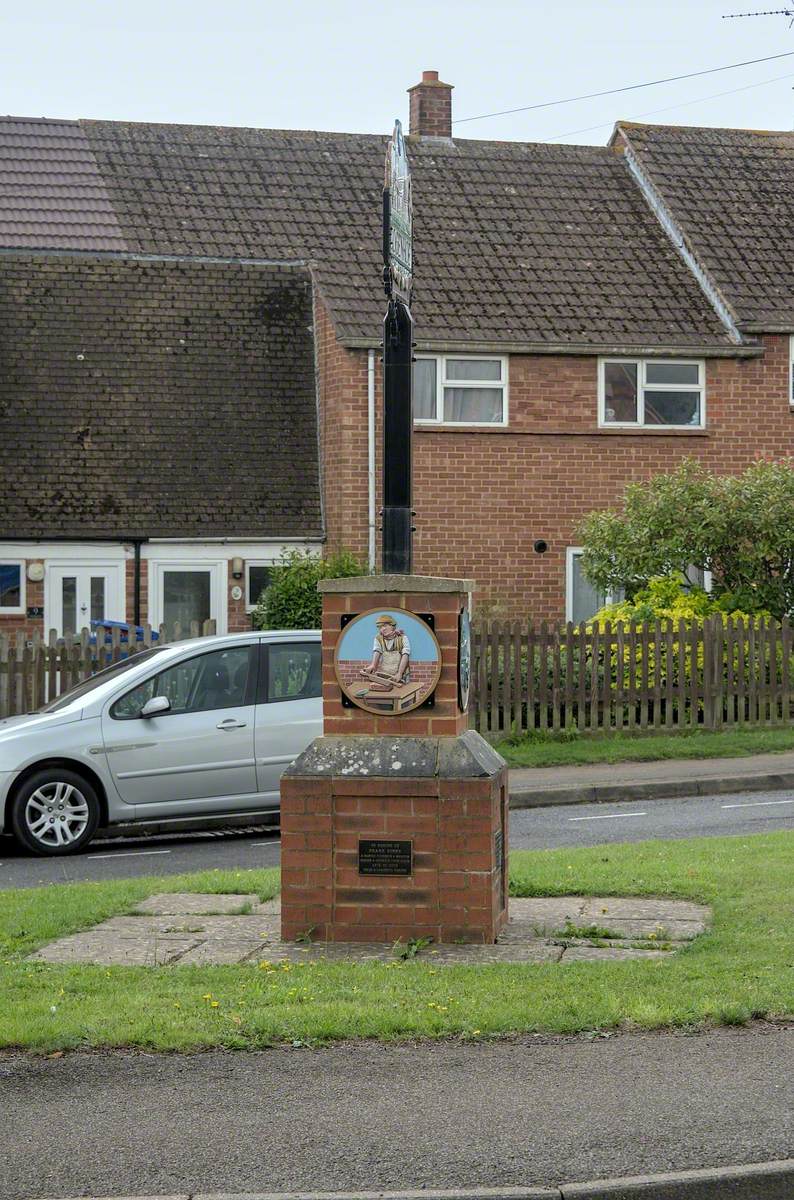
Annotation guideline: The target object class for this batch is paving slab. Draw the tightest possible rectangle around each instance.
[559,945,668,962]
[579,897,711,924]
[133,893,259,915]
[34,934,199,966]
[29,894,709,967]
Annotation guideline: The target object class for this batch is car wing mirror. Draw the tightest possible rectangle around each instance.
[140,695,171,719]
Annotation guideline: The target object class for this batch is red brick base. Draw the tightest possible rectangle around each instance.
[280,765,508,944]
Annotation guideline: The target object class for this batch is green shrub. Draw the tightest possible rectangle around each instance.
[251,549,368,631]
[590,574,768,628]
[576,458,794,618]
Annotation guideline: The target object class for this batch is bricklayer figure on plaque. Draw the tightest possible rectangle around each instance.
[334,607,442,715]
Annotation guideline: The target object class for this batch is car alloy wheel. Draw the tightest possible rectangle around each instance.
[11,769,100,856]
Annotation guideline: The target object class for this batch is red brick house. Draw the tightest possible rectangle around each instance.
[1,74,792,634]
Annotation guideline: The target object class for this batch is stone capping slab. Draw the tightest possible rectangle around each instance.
[284,730,506,779]
[318,574,475,593]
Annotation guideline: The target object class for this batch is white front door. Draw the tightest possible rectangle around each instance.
[46,563,125,637]
[148,560,227,635]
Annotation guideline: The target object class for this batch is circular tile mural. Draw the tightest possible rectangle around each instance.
[334,607,442,715]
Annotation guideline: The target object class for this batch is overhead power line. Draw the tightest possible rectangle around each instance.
[542,68,794,142]
[453,50,794,126]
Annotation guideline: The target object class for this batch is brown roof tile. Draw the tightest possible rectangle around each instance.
[617,121,794,331]
[0,117,128,251]
[80,119,733,349]
[0,255,321,539]
[0,116,735,350]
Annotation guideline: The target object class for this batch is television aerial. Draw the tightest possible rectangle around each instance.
[723,8,794,23]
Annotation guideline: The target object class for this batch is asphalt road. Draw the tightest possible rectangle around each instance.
[1,789,794,888]
[1,1023,791,1199]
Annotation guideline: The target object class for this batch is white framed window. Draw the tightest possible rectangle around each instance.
[684,565,713,593]
[0,560,25,614]
[566,549,624,624]
[599,359,705,429]
[789,336,794,407]
[414,355,508,426]
[246,561,275,612]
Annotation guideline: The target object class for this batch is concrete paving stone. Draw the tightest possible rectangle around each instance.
[505,897,589,933]
[577,917,704,939]
[34,935,199,966]
[132,893,260,915]
[174,940,268,965]
[580,897,711,924]
[98,914,281,940]
[28,893,710,968]
[561,937,687,950]
[559,945,668,962]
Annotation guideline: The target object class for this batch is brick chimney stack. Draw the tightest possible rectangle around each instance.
[408,70,454,139]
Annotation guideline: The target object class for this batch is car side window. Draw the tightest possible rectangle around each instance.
[111,646,254,720]
[266,642,321,703]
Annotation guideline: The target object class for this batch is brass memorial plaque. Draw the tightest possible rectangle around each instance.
[358,839,413,876]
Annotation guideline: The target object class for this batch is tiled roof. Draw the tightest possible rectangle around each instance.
[0,116,735,350]
[617,121,794,332]
[0,255,322,539]
[0,117,127,250]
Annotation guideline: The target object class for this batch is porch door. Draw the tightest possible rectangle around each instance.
[148,561,227,636]
[47,564,125,637]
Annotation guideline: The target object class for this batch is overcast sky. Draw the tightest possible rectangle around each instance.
[3,0,794,144]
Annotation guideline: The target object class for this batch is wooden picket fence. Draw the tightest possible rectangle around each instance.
[471,616,794,736]
[0,621,216,718]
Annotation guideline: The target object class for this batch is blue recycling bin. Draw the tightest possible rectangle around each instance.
[90,619,159,657]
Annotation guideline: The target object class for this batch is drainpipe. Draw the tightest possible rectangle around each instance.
[367,348,376,572]
[132,539,145,626]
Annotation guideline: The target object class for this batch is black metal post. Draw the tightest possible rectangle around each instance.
[382,296,413,573]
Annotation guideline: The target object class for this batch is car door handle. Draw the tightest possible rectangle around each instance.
[216,718,247,730]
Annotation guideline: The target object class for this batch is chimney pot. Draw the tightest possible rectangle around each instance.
[408,70,454,139]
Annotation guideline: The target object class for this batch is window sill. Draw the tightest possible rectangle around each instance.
[597,426,708,436]
[414,422,509,433]
[413,424,710,437]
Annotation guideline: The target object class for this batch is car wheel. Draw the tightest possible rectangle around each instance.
[10,769,100,856]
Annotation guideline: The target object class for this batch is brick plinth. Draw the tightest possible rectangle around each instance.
[280,576,508,945]
[280,740,508,944]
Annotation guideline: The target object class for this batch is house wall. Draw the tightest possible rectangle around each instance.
[318,309,793,620]
[0,543,316,639]
[315,298,371,564]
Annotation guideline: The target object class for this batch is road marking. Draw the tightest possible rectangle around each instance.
[89,849,172,859]
[721,798,794,809]
[249,840,281,847]
[568,811,647,822]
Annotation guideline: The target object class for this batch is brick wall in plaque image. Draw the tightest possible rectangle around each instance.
[337,660,436,698]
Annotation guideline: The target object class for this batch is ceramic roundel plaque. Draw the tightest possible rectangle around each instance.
[458,607,471,711]
[334,607,442,715]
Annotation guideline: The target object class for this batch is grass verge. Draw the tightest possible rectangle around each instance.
[494,724,794,769]
[2,834,793,1052]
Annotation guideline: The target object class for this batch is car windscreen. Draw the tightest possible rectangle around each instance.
[39,647,168,713]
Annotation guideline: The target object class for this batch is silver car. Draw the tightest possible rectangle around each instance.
[0,630,322,856]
